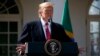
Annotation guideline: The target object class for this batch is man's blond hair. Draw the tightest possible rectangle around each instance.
[38,2,53,17]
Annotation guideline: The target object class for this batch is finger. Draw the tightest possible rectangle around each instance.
[16,47,22,50]
[16,49,22,53]
[16,47,25,52]
[16,44,26,53]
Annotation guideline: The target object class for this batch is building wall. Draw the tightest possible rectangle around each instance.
[20,0,43,24]
[69,0,88,56]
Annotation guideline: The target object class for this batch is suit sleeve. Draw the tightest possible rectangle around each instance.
[18,23,32,43]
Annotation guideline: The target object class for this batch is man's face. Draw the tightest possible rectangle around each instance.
[41,6,53,19]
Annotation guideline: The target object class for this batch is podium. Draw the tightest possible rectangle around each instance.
[25,42,79,56]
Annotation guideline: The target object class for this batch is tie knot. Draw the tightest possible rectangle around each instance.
[45,23,48,26]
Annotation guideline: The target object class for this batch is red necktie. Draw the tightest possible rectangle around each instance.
[45,23,51,40]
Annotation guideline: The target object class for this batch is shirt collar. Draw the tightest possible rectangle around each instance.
[40,17,51,26]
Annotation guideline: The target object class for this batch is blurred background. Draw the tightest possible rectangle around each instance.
[0,0,100,56]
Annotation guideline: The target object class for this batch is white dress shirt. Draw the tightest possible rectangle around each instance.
[40,18,51,40]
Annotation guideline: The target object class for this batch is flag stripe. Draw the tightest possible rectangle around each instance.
[65,30,73,38]
[62,0,74,41]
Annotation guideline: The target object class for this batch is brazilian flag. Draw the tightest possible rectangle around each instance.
[62,0,74,41]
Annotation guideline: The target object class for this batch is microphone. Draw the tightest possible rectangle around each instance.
[48,17,52,22]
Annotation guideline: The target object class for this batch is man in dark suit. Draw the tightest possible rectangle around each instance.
[16,2,72,55]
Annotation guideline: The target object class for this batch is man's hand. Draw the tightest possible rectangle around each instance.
[78,47,85,54]
[16,44,26,55]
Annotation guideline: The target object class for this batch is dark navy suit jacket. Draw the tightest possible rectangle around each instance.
[18,21,72,43]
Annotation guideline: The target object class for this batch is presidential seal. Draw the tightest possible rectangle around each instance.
[44,39,61,56]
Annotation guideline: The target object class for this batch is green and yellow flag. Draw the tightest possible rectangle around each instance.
[62,0,74,41]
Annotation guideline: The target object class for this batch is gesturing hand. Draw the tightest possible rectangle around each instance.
[16,44,26,55]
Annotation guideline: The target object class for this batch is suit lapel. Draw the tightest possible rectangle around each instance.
[37,21,46,41]
[51,22,57,39]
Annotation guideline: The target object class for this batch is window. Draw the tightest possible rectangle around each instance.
[0,0,20,56]
[0,21,18,56]
[90,21,100,56]
[89,0,100,15]
[0,0,19,14]
[88,0,100,56]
